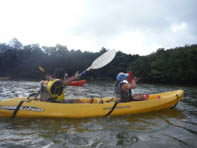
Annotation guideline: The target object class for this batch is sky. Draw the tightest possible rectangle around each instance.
[0,0,197,55]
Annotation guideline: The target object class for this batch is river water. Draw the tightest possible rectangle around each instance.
[0,80,197,148]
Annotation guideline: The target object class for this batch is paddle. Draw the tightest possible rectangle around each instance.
[78,49,116,77]
[39,66,46,73]
[39,66,53,81]
[38,49,116,78]
[128,72,132,98]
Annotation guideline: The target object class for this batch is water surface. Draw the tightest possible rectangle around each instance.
[0,80,197,148]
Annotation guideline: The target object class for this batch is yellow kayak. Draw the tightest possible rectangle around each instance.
[0,90,184,118]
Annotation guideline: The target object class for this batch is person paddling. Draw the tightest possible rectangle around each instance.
[39,67,91,103]
[114,72,147,102]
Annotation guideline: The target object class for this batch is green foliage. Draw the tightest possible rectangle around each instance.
[129,45,197,84]
[0,39,197,85]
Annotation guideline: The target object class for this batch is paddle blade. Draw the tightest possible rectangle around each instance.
[87,49,116,71]
[39,66,45,73]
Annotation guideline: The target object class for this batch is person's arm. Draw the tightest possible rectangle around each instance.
[129,79,137,89]
[40,80,49,85]
[127,77,140,90]
[63,72,79,86]
[121,76,141,91]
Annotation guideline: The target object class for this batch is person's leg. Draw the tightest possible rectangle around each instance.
[132,94,147,101]
[73,98,94,103]
[73,99,84,103]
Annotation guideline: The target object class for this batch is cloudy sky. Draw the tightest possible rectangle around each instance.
[0,0,196,55]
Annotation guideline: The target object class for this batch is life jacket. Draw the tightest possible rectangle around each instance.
[114,80,133,102]
[46,79,64,101]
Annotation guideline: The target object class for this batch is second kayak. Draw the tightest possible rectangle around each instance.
[67,80,86,86]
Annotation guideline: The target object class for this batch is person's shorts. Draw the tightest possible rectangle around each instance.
[60,99,74,103]
[48,99,74,103]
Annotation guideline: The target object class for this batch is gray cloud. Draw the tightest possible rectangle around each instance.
[73,0,197,42]
[1,0,196,55]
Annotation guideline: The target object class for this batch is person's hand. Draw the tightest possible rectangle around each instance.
[74,71,79,80]
[45,74,52,80]
[64,73,68,80]
[40,80,48,85]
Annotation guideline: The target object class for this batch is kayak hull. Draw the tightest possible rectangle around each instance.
[68,80,86,86]
[0,90,184,118]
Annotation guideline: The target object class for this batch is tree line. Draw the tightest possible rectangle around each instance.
[0,38,197,85]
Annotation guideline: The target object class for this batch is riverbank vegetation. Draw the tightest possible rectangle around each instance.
[0,38,197,85]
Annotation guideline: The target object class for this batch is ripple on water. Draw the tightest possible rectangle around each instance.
[0,80,197,148]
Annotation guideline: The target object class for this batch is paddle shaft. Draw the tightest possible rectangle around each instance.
[129,72,132,98]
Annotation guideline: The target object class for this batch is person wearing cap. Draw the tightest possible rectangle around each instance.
[39,67,88,103]
[114,72,147,102]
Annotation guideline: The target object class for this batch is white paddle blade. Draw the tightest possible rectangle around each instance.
[87,49,116,71]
